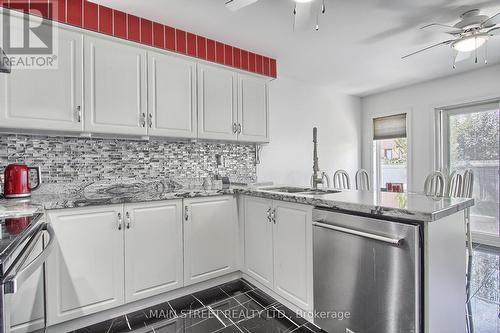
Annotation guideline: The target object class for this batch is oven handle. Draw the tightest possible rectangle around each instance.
[3,223,55,294]
[313,220,403,246]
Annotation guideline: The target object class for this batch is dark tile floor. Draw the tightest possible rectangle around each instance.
[74,279,325,333]
[467,244,500,333]
[74,244,499,333]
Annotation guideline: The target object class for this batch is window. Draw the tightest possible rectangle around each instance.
[373,113,408,192]
[439,101,499,246]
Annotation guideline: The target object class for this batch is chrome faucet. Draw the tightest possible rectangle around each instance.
[311,127,330,189]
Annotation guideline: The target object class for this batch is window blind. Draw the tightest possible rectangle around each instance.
[373,113,407,140]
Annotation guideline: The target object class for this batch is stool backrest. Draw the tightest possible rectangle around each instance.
[355,169,370,191]
[424,171,446,197]
[333,170,351,189]
[447,171,463,198]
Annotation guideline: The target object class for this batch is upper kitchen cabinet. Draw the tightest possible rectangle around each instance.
[183,196,239,285]
[147,51,197,138]
[84,35,147,136]
[0,20,83,132]
[237,74,269,143]
[197,64,238,141]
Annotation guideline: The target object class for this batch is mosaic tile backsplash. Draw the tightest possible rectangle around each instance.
[0,134,257,184]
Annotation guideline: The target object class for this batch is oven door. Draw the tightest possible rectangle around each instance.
[1,223,55,333]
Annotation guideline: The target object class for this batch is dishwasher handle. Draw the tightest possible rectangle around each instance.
[3,223,56,294]
[313,220,403,246]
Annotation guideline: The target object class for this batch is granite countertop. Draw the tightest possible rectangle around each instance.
[0,180,235,210]
[0,180,474,222]
[237,186,474,222]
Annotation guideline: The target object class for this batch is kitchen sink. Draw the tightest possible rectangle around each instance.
[263,187,341,195]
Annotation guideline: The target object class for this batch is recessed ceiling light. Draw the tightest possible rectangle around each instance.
[294,0,314,3]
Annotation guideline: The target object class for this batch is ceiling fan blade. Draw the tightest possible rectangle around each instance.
[402,40,453,59]
[488,27,500,35]
[481,12,500,28]
[225,0,259,11]
[420,23,463,35]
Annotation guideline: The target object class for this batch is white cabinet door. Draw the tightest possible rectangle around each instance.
[46,205,125,325]
[237,74,269,143]
[10,237,44,333]
[124,200,183,302]
[84,35,147,136]
[184,196,238,285]
[243,196,274,289]
[273,201,313,311]
[0,19,83,132]
[197,64,238,141]
[147,51,197,138]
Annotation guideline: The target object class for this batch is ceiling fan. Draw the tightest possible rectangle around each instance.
[402,9,500,67]
[226,0,327,31]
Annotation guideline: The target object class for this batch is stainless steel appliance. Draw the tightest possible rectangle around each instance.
[0,210,54,333]
[313,208,421,333]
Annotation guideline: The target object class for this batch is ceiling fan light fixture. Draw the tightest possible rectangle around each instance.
[452,35,488,52]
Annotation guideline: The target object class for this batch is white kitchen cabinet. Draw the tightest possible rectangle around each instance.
[10,237,44,333]
[183,196,238,285]
[242,196,313,311]
[124,201,183,302]
[237,74,269,143]
[0,19,83,132]
[147,51,197,138]
[197,64,238,141]
[84,35,147,136]
[273,201,313,311]
[243,196,274,289]
[46,205,125,325]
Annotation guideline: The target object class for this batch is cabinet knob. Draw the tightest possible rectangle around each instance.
[140,113,146,127]
[184,206,189,221]
[148,113,153,128]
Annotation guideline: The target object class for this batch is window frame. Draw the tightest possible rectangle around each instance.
[370,110,411,192]
[436,98,500,248]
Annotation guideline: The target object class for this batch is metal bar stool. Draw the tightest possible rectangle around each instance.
[355,169,370,191]
[333,170,351,189]
[423,171,446,197]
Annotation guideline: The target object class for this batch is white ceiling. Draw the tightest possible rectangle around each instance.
[92,0,500,96]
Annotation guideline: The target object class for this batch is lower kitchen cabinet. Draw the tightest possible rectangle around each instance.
[46,201,185,325]
[273,201,313,311]
[46,205,126,325]
[124,201,183,302]
[10,237,45,333]
[243,196,274,289]
[183,196,239,285]
[242,196,313,311]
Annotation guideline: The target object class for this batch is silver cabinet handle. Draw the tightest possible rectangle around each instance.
[271,208,276,224]
[313,221,403,246]
[76,105,81,123]
[4,223,56,294]
[185,206,189,221]
[148,113,153,128]
[125,211,131,229]
[267,207,272,223]
[117,212,123,230]
[232,123,238,134]
[140,113,146,127]
[238,123,242,134]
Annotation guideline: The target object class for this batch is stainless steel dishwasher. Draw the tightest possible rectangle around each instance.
[313,208,421,333]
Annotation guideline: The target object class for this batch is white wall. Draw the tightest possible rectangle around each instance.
[361,64,500,192]
[257,75,362,186]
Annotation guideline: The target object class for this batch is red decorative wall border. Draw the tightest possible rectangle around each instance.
[0,0,277,78]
